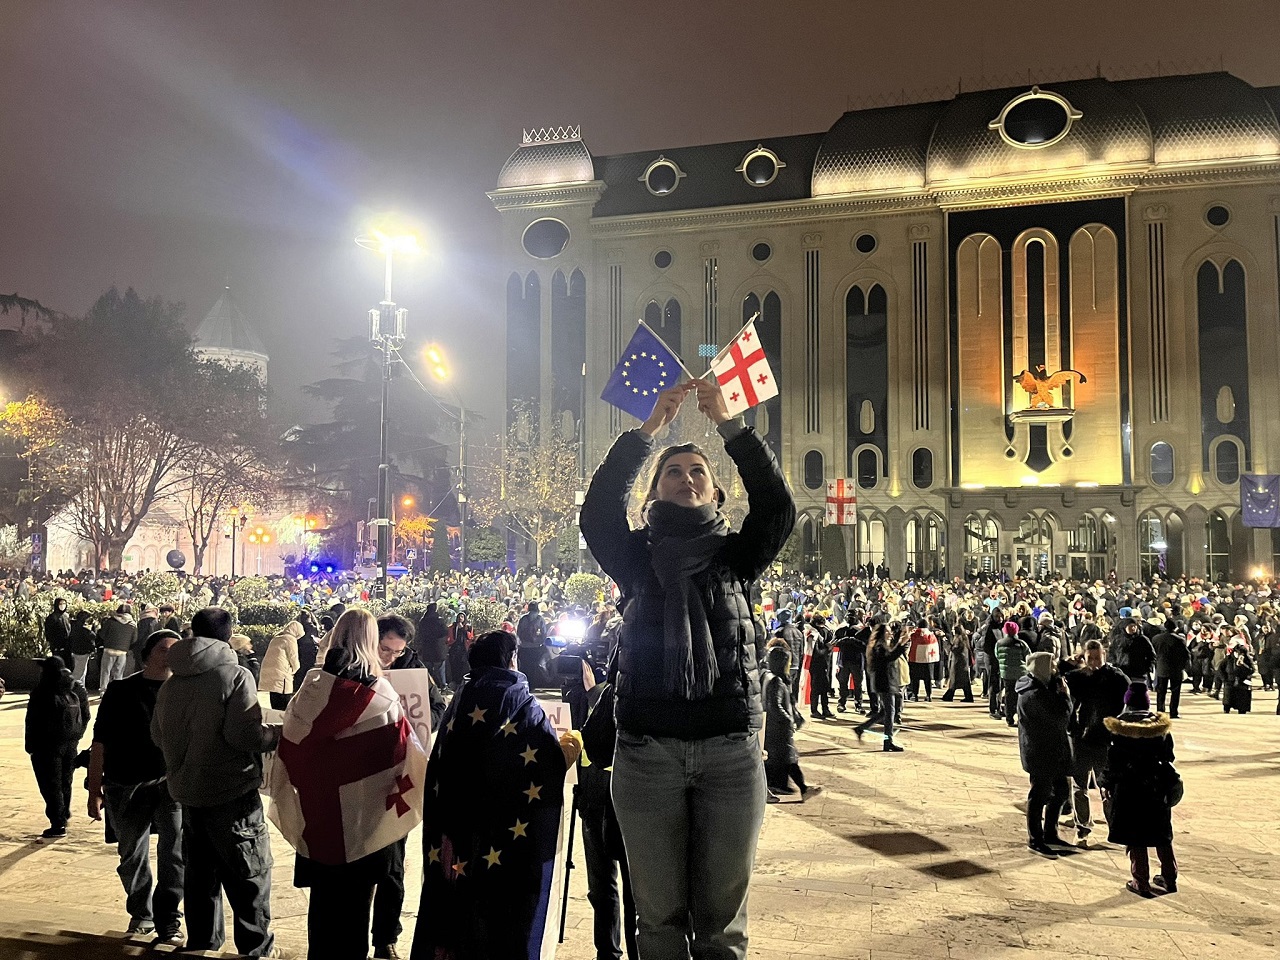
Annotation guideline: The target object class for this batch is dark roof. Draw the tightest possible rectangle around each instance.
[592,134,824,218]
[194,288,267,357]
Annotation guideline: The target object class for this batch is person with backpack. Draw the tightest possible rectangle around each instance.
[25,655,90,839]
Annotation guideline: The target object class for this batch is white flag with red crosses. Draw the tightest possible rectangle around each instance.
[825,478,857,525]
[710,318,778,416]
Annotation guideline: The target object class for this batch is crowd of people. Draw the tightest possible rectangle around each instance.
[6,383,1279,957]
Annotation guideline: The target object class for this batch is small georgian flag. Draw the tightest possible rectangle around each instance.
[710,319,778,416]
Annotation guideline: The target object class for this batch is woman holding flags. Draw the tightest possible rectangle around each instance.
[581,317,795,960]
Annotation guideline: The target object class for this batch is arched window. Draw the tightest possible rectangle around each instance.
[741,291,783,460]
[963,513,999,575]
[663,298,682,353]
[911,448,933,489]
[644,299,661,327]
[856,448,879,489]
[1016,514,1053,578]
[906,514,945,577]
[1069,514,1109,580]
[506,271,541,420]
[846,283,889,479]
[1150,441,1174,486]
[551,269,587,438]
[1213,438,1241,485]
[856,515,886,568]
[1206,510,1231,581]
[1138,510,1167,580]
[803,450,824,490]
[1197,259,1250,474]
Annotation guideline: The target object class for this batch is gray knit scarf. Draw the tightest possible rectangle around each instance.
[646,500,730,699]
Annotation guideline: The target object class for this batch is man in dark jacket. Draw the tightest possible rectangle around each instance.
[979,609,1005,720]
[415,602,450,688]
[1062,640,1129,843]
[1152,623,1190,718]
[87,629,185,943]
[516,601,549,688]
[834,621,867,713]
[1016,652,1073,857]
[98,604,138,694]
[44,598,73,665]
[995,621,1031,726]
[151,608,280,958]
[776,610,804,700]
[1109,618,1156,682]
[25,655,90,839]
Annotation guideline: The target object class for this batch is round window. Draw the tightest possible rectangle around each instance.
[653,250,673,269]
[989,87,1081,149]
[737,145,786,187]
[1206,205,1231,227]
[751,242,772,263]
[639,157,684,197]
[521,219,570,259]
[854,233,877,255]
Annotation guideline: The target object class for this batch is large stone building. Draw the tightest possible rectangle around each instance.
[490,72,1280,582]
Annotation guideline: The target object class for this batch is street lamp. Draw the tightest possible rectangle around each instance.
[356,224,420,599]
[224,506,249,578]
[424,343,468,573]
[247,526,272,576]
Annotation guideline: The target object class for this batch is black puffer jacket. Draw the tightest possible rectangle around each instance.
[580,425,795,739]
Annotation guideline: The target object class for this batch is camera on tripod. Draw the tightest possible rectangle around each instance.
[552,639,609,684]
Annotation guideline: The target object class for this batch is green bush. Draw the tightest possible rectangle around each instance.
[429,534,452,576]
[394,602,429,629]
[229,577,270,605]
[565,572,604,609]
[133,572,182,608]
[465,597,508,634]
[0,598,48,659]
[237,600,299,627]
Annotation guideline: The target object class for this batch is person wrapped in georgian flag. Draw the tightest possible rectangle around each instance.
[265,609,428,957]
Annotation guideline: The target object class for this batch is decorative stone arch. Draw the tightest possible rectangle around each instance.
[854,508,888,570]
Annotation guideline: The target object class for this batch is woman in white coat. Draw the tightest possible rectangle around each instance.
[259,620,304,710]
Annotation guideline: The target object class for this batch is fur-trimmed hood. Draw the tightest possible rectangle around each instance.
[1103,711,1172,738]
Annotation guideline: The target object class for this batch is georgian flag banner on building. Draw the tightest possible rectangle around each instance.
[825,478,857,525]
[709,318,779,416]
[266,670,428,865]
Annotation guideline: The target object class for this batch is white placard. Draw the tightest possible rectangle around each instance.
[386,669,435,750]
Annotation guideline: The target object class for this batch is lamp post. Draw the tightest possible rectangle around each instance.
[356,228,419,600]
[226,507,248,578]
[424,343,468,573]
[247,527,272,576]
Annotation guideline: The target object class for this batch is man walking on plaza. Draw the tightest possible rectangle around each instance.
[98,603,137,694]
[995,620,1030,726]
[151,608,281,957]
[87,629,185,945]
[1063,640,1129,844]
[1152,621,1190,718]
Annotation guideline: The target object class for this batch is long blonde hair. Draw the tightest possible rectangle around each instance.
[330,609,383,678]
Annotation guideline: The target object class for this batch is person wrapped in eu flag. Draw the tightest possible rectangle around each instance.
[411,631,580,960]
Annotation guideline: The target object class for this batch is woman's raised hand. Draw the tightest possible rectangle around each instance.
[692,376,731,425]
[639,382,694,437]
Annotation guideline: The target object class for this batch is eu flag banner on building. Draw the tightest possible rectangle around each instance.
[1241,473,1280,527]
[710,317,778,417]
[600,321,687,422]
[825,478,857,525]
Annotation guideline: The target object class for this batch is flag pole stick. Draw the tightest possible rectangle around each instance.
[638,318,697,382]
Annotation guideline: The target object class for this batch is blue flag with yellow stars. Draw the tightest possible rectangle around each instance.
[600,321,686,421]
[1241,473,1280,527]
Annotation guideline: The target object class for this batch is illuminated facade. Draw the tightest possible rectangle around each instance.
[490,74,1280,581]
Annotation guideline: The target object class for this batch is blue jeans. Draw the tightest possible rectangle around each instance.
[182,791,274,956]
[611,731,766,960]
[104,779,184,928]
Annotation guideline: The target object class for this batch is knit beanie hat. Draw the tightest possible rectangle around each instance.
[1026,651,1054,684]
[1123,681,1151,710]
[1003,620,1020,636]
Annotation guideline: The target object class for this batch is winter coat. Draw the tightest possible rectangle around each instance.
[1220,652,1255,711]
[1109,627,1156,679]
[948,634,973,683]
[416,607,450,663]
[1101,711,1175,846]
[1152,632,1191,679]
[808,629,833,694]
[580,424,795,740]
[25,663,90,754]
[834,626,867,677]
[1063,662,1130,747]
[866,638,908,695]
[763,647,801,771]
[1014,674,1073,778]
[69,616,98,656]
[778,622,804,674]
[995,635,1031,682]
[98,615,137,654]
[259,621,304,694]
[151,636,280,807]
[44,608,73,654]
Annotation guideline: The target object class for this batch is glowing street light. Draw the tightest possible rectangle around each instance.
[402,496,416,509]
[356,219,422,600]
[423,343,469,572]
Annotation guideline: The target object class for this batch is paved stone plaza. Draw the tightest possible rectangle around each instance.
[0,686,1276,959]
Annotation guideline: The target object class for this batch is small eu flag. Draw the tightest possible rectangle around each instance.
[600,322,686,422]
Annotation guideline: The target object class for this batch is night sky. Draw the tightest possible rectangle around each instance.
[2,0,1278,428]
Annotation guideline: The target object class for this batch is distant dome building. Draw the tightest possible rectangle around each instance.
[193,285,269,382]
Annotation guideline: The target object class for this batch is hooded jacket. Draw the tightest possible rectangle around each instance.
[151,636,280,807]
[98,613,137,654]
[25,660,90,754]
[1063,661,1130,747]
[1100,711,1175,846]
[1014,673,1073,778]
[259,621,304,694]
[416,605,450,662]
